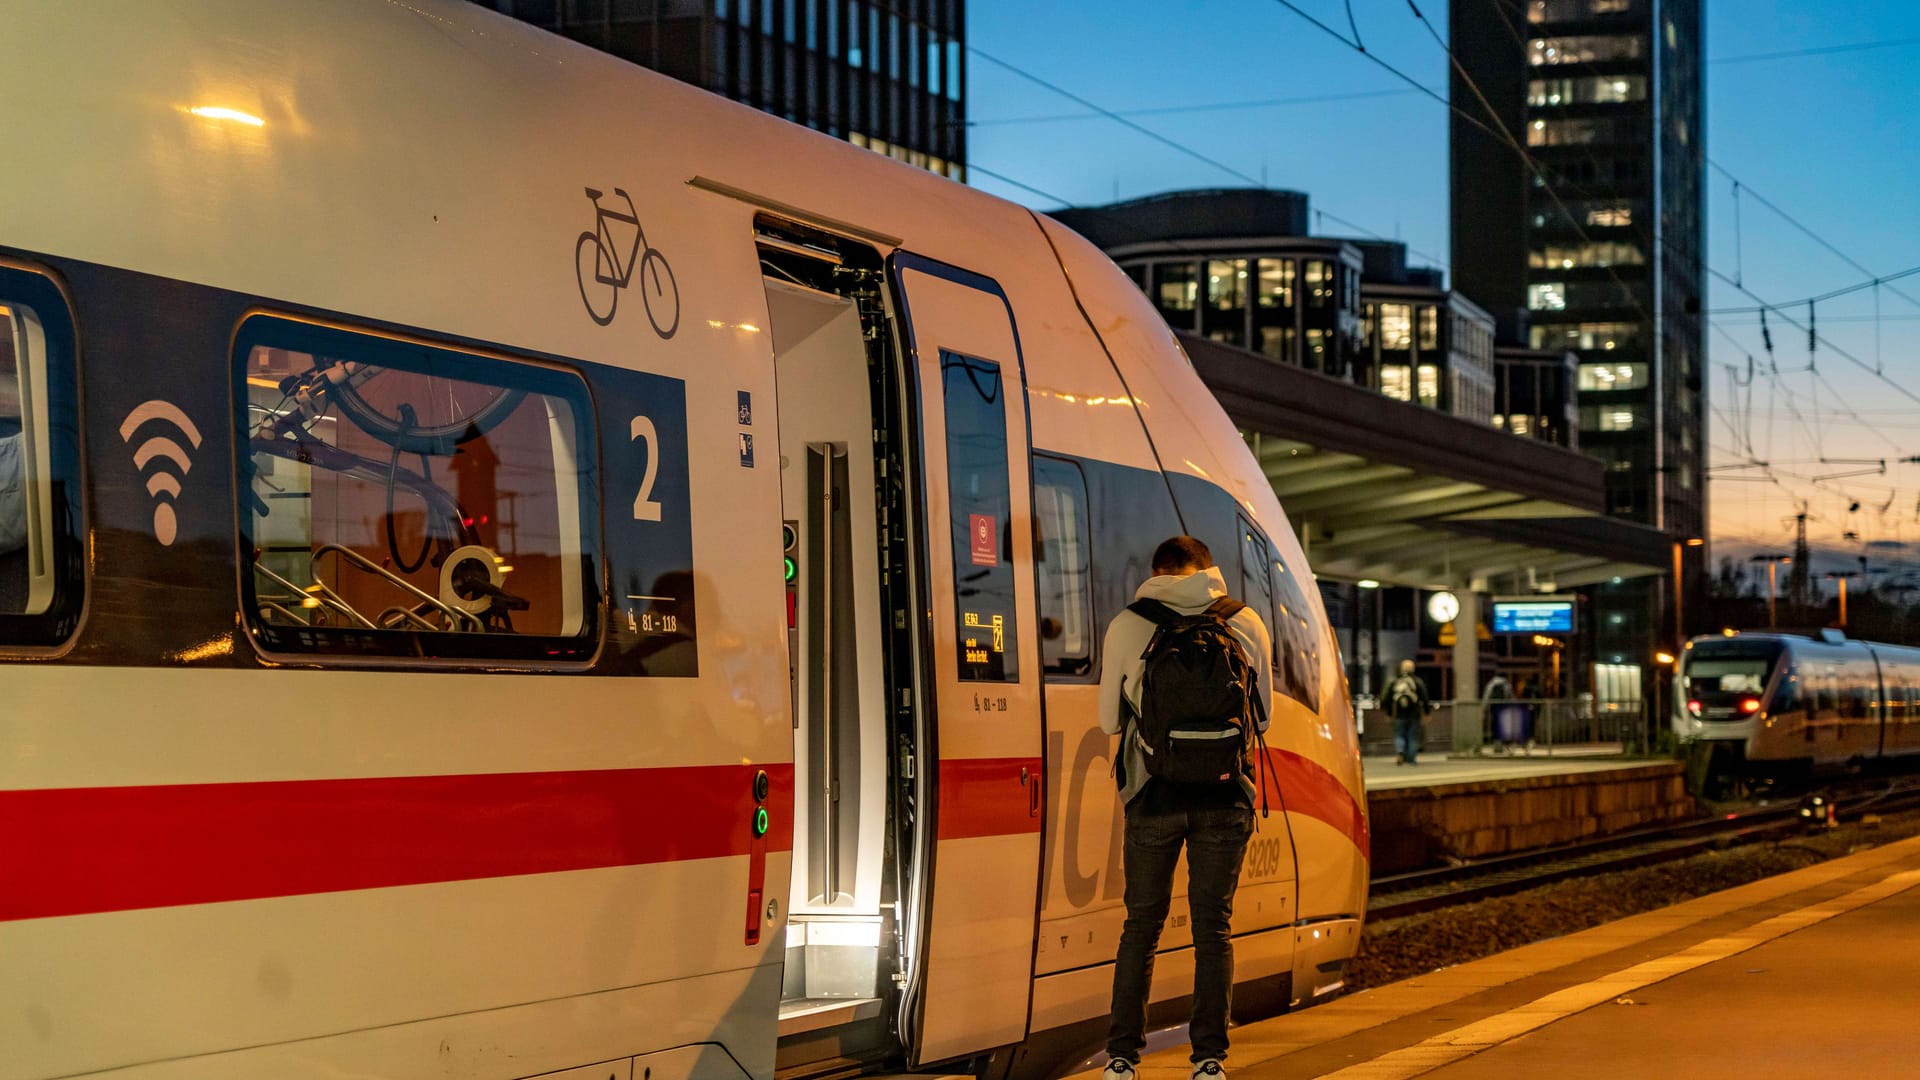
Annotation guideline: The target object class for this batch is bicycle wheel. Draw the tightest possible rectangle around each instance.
[638,247,680,340]
[576,231,619,327]
[329,365,527,456]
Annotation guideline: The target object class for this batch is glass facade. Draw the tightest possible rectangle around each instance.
[1126,248,1362,379]
[476,0,965,178]
[1455,0,1705,683]
[1358,292,1496,423]
[1493,350,1578,447]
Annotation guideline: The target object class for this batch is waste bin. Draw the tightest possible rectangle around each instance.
[1491,703,1534,746]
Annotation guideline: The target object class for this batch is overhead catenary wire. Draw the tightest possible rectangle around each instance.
[965,45,1447,266]
[1711,36,1920,66]
[965,87,1423,127]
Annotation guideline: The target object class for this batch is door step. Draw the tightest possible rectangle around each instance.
[778,996,885,1038]
[773,1055,870,1080]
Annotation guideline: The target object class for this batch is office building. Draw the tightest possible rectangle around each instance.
[1051,190,1499,422]
[1450,0,1705,668]
[1493,344,1579,447]
[475,0,966,177]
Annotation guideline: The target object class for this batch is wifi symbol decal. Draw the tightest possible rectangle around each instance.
[119,400,203,547]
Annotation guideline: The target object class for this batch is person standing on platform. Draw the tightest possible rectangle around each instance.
[1097,535,1273,1080]
[1386,658,1432,765]
[1483,671,1518,754]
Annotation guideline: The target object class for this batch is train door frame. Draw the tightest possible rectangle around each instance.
[887,251,1047,1067]
[756,218,919,1068]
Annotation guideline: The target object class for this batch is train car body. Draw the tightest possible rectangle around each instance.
[0,4,1366,1079]
[1676,631,1920,776]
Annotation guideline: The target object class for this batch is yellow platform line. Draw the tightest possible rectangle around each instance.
[1317,867,1920,1079]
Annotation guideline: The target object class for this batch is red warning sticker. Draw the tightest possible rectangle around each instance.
[969,513,998,567]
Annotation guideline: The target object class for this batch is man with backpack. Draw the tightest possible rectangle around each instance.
[1096,536,1273,1080]
[1386,658,1432,765]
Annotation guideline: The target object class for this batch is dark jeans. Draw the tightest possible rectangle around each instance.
[1393,713,1423,763]
[1106,791,1254,1063]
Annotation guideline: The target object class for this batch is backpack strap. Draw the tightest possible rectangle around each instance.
[1126,598,1179,627]
[1204,597,1247,621]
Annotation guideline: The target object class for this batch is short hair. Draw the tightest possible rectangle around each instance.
[1151,535,1213,576]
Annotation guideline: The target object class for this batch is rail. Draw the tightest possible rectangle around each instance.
[1367,777,1920,920]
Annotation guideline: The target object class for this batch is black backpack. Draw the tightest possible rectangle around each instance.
[1125,597,1260,785]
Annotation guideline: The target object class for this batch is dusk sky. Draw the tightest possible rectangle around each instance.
[965,1,1920,586]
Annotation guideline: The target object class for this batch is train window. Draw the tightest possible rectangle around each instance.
[941,350,1018,682]
[1034,455,1091,677]
[1236,521,1273,623]
[1239,517,1322,710]
[0,268,82,644]
[235,317,599,662]
[1269,550,1322,710]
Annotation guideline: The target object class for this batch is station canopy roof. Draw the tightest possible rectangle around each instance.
[1181,332,1671,591]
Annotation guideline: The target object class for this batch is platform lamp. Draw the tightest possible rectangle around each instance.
[1824,570,1860,628]
[1750,553,1793,628]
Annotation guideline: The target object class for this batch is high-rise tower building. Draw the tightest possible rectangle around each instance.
[475,0,966,179]
[1450,0,1704,665]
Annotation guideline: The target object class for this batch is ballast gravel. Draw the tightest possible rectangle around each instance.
[1346,812,1920,992]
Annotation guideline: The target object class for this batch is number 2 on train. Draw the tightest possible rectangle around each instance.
[630,414,663,521]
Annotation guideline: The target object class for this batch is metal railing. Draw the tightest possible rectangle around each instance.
[1360,698,1651,757]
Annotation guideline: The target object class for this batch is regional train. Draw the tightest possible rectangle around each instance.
[1676,630,1920,779]
[0,5,1367,1080]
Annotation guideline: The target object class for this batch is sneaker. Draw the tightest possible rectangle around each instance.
[1103,1058,1137,1080]
[1192,1060,1226,1080]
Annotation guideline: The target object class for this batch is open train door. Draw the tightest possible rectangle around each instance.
[891,253,1044,1065]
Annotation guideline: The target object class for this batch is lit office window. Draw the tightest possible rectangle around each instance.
[1205,259,1249,347]
[1304,328,1328,370]
[1527,117,1628,147]
[1527,75,1646,106]
[1586,203,1634,227]
[1304,260,1334,307]
[1529,283,1567,311]
[1380,303,1413,350]
[1380,365,1412,402]
[1529,35,1644,65]
[1581,404,1645,431]
[1529,0,1633,22]
[1154,262,1198,313]
[1258,326,1295,364]
[1418,306,1440,351]
[1256,259,1295,308]
[1207,260,1249,311]
[1534,323,1639,352]
[1529,242,1645,269]
[1578,362,1648,391]
[1417,364,1440,408]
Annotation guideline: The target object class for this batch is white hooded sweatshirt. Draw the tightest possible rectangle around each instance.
[1097,566,1274,806]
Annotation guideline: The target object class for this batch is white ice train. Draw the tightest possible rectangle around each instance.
[0,5,1367,1079]
[1677,630,1920,778]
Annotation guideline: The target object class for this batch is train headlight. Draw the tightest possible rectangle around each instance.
[1740,698,1762,714]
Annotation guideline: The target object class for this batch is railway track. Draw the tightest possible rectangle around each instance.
[1366,777,1920,921]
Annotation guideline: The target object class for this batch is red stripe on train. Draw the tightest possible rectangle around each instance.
[0,764,794,922]
[937,756,1045,840]
[1259,749,1370,857]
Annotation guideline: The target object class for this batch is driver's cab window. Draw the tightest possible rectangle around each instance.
[236,317,599,661]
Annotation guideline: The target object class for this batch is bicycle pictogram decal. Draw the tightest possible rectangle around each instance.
[576,186,680,339]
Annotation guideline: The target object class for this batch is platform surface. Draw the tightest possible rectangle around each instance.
[1089,831,1920,1079]
[1360,752,1663,792]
